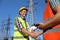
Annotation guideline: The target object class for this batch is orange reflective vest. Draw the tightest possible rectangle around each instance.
[43,2,60,40]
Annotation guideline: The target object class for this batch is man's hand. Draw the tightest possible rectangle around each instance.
[29,32,37,38]
[29,30,43,38]
[21,28,37,38]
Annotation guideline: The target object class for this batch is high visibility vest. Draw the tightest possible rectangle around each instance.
[43,2,60,40]
[13,17,31,40]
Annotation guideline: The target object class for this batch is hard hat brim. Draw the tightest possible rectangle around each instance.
[20,8,28,12]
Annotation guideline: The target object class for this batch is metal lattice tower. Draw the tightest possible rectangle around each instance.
[29,0,34,26]
[4,16,10,40]
[0,16,12,40]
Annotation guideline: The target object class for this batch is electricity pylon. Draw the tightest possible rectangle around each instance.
[29,0,34,26]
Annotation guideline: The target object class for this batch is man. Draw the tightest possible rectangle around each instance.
[13,7,32,40]
[34,0,60,40]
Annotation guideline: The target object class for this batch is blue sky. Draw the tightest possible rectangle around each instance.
[0,0,46,40]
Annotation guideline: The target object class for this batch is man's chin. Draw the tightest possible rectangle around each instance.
[23,15,26,17]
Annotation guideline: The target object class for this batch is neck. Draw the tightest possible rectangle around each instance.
[20,15,25,20]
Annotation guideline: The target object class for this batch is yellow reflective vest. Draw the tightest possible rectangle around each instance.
[13,17,31,40]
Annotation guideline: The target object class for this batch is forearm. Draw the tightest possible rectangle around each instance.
[21,28,31,35]
[43,12,60,30]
